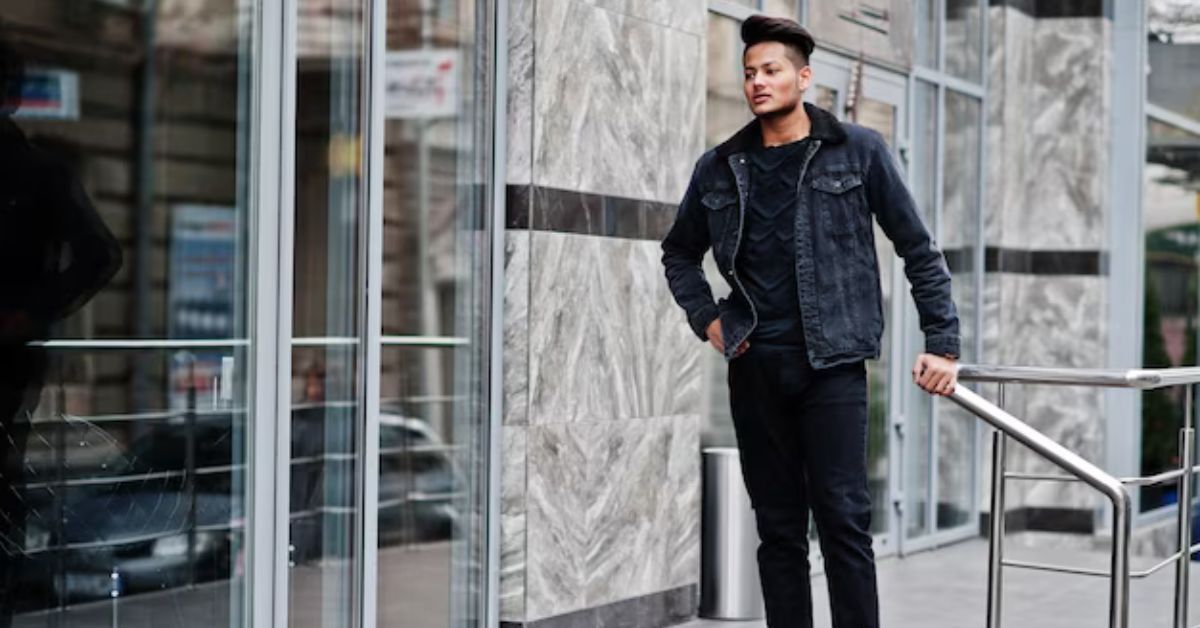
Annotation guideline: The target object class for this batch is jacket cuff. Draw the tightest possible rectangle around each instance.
[689,303,721,342]
[925,333,961,359]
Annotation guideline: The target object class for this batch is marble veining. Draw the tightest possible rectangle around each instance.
[533,0,661,202]
[501,511,527,620]
[524,415,701,620]
[505,231,531,426]
[507,0,535,185]
[527,232,702,425]
[577,0,706,35]
[986,9,1110,251]
[980,273,1109,510]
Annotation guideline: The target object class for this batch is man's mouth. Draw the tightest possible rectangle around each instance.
[753,94,770,103]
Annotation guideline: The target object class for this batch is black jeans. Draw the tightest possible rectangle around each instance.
[727,344,879,628]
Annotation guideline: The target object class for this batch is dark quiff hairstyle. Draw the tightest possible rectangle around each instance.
[740,14,815,68]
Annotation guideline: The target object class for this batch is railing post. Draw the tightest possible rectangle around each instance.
[1110,487,1131,628]
[1174,384,1194,628]
[987,384,1007,628]
[987,428,1006,627]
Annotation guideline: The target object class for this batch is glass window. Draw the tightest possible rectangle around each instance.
[936,89,980,530]
[1148,4,1200,119]
[762,0,800,18]
[706,13,752,150]
[1140,118,1200,512]
[905,81,939,539]
[376,0,493,626]
[857,97,900,539]
[289,0,369,624]
[0,0,256,625]
[945,0,984,82]
[916,0,939,69]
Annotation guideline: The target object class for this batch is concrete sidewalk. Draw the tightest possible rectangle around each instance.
[683,538,1200,628]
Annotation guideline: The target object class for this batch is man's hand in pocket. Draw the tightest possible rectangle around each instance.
[706,318,749,358]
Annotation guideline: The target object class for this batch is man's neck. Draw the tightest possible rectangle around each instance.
[758,103,811,148]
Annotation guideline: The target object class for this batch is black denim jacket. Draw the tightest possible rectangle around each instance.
[660,103,960,367]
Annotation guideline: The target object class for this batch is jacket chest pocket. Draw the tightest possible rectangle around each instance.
[700,189,738,256]
[810,171,865,236]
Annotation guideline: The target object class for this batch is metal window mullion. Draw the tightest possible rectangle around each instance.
[357,0,386,622]
[486,0,510,624]
[927,80,946,535]
[271,0,298,621]
[912,67,985,99]
[1107,0,1148,523]
[889,72,912,554]
[971,0,989,538]
[245,0,295,624]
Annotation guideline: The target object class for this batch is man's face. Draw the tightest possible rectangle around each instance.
[742,41,811,117]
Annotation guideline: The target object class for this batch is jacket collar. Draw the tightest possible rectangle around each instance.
[714,102,846,160]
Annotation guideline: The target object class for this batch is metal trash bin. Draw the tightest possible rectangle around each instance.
[700,447,765,620]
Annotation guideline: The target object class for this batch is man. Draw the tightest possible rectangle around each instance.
[660,15,960,628]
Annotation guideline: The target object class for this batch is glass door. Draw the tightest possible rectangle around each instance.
[807,53,908,558]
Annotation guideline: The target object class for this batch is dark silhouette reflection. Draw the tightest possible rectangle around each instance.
[0,34,121,626]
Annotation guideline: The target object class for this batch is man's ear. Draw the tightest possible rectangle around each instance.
[797,64,813,92]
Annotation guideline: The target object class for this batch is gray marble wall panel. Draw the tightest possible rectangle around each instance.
[985,9,1110,250]
[659,25,705,203]
[532,0,704,204]
[506,231,531,426]
[578,0,705,36]
[507,0,534,185]
[525,414,701,621]
[527,231,702,425]
[979,272,1109,510]
[501,426,528,620]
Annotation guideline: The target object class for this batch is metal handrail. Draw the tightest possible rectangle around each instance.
[956,364,1200,390]
[946,384,1132,628]
[945,363,1200,628]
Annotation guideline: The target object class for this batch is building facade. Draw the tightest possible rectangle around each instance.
[0,0,1197,627]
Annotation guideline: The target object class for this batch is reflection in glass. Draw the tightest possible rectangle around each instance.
[377,0,493,625]
[706,13,753,150]
[812,85,838,114]
[1140,119,1200,513]
[0,1,254,625]
[945,0,983,83]
[289,0,368,625]
[936,90,979,531]
[1148,5,1200,119]
[915,0,939,69]
[911,81,938,224]
[762,0,800,19]
[905,83,937,539]
[856,98,898,538]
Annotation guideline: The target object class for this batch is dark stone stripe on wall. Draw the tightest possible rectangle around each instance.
[979,506,1095,535]
[500,584,697,628]
[943,247,1107,276]
[506,184,678,241]
[988,0,1107,19]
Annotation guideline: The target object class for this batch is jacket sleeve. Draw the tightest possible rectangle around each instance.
[865,131,961,358]
[661,158,720,342]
